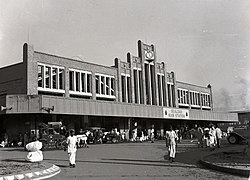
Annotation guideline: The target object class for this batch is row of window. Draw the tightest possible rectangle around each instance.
[38,64,65,93]
[177,88,211,108]
[38,64,115,99]
[37,64,211,108]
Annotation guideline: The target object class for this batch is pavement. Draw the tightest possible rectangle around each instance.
[0,140,249,179]
[0,148,60,180]
[199,145,250,178]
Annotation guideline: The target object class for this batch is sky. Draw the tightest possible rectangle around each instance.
[0,0,250,112]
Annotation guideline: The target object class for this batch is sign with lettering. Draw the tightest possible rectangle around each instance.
[163,108,189,119]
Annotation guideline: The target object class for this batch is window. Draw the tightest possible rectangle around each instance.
[38,65,43,88]
[95,73,115,99]
[45,66,51,88]
[121,75,126,102]
[69,71,74,91]
[201,93,211,108]
[101,76,105,95]
[37,63,65,94]
[127,76,131,103]
[75,72,80,92]
[69,69,92,96]
[177,88,189,107]
[52,67,57,89]
[121,74,131,103]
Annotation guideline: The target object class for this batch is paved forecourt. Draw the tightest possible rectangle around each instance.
[43,140,246,180]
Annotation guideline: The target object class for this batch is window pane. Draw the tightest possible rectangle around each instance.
[52,67,57,89]
[59,69,64,90]
[101,76,105,94]
[127,76,131,103]
[75,72,80,91]
[121,75,126,102]
[87,74,91,93]
[133,70,138,103]
[81,73,86,92]
[106,77,110,95]
[45,66,51,88]
[111,78,115,95]
[96,75,99,94]
[38,65,43,88]
[69,71,74,91]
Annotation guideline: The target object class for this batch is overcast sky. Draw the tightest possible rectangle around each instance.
[1,0,250,111]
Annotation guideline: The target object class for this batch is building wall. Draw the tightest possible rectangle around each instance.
[1,41,214,112]
[0,63,26,95]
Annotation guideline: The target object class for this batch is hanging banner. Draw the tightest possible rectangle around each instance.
[163,108,189,119]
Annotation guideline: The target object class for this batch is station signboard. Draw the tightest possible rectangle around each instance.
[163,108,189,119]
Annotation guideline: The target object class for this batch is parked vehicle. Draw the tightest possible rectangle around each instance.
[227,124,250,144]
[102,131,120,143]
[38,122,66,149]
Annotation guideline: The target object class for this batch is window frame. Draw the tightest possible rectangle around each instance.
[69,68,92,97]
[37,63,65,94]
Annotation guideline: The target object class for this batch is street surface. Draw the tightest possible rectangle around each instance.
[43,139,247,180]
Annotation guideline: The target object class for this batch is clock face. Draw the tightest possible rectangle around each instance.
[144,49,154,60]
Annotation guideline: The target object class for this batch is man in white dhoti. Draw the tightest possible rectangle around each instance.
[66,129,77,168]
[209,125,216,151]
[167,126,178,162]
[25,137,43,162]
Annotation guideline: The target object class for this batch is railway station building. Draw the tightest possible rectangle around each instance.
[0,40,238,141]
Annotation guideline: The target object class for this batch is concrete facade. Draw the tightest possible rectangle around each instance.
[0,41,238,141]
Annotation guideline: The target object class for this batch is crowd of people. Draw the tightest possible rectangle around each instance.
[1,123,225,167]
[165,124,224,162]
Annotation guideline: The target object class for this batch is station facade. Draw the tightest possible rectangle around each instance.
[0,40,238,141]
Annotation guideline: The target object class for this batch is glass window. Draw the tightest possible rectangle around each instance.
[75,72,80,92]
[69,71,74,91]
[111,78,115,96]
[52,67,57,89]
[121,75,126,102]
[59,68,64,90]
[38,65,43,88]
[106,77,110,95]
[95,75,99,94]
[127,76,131,103]
[37,64,65,93]
[101,76,105,95]
[87,74,91,93]
[81,73,85,92]
[45,66,51,88]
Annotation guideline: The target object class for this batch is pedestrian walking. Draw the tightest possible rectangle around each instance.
[209,125,216,151]
[167,126,178,162]
[215,125,222,148]
[150,125,155,143]
[197,126,204,148]
[66,129,78,168]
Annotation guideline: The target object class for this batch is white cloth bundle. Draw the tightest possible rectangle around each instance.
[25,141,43,162]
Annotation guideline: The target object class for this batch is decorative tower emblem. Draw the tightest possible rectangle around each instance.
[144,46,154,60]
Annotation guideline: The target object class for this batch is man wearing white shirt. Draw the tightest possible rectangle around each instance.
[66,129,78,168]
[167,126,178,162]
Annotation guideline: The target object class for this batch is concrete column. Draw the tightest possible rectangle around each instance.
[138,40,146,105]
[23,43,38,95]
[147,63,152,105]
[92,72,96,100]
[115,58,122,102]
[127,53,135,103]
[199,92,202,110]
[172,72,177,108]
[151,45,158,106]
[188,90,191,109]
[163,64,169,107]
[207,84,213,111]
